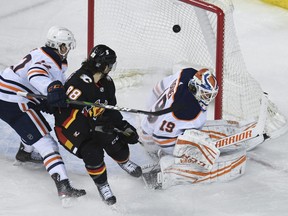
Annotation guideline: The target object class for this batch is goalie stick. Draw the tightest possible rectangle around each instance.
[213,93,268,149]
[16,91,177,116]
[172,93,268,153]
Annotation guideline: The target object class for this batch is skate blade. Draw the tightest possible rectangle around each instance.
[110,203,126,214]
[13,160,44,169]
[61,197,73,208]
[142,168,162,190]
[61,195,86,208]
[13,160,23,166]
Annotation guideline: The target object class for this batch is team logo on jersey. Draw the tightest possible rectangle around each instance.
[82,106,105,118]
[80,74,92,83]
[100,87,104,92]
[82,100,107,118]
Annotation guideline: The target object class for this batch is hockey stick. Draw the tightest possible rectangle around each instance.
[214,93,268,149]
[173,93,268,151]
[16,91,177,116]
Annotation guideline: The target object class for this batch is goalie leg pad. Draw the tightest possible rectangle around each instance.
[211,147,247,182]
[158,148,247,189]
[173,129,221,170]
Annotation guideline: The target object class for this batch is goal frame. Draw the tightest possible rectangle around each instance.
[87,0,225,119]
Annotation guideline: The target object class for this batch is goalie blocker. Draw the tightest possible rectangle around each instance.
[142,94,268,189]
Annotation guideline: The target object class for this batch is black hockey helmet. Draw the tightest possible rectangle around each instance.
[88,44,117,73]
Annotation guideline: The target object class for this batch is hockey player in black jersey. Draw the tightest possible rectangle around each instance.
[53,44,142,205]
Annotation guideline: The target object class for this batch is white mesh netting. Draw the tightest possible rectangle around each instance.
[92,0,287,137]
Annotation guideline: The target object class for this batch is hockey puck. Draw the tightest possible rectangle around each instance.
[173,25,181,33]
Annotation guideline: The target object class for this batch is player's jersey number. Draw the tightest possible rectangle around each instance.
[12,54,32,72]
[159,120,175,133]
[66,86,82,100]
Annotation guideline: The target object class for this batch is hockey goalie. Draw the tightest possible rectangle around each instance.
[139,66,268,189]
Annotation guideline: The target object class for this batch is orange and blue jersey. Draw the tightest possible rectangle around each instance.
[141,68,207,149]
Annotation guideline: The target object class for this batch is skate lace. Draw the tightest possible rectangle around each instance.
[99,184,113,200]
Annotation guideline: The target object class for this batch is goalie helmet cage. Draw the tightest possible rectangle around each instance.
[87,0,287,138]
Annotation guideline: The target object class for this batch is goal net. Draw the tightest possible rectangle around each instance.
[88,0,287,138]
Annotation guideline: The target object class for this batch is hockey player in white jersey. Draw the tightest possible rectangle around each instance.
[141,67,218,155]
[0,26,86,203]
[140,67,249,189]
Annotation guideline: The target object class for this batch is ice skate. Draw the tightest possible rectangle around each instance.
[15,142,43,164]
[52,173,86,199]
[118,160,142,177]
[97,182,116,205]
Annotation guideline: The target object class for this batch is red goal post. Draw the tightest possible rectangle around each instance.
[87,0,288,138]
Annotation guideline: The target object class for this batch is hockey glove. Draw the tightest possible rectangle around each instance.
[117,121,139,144]
[47,80,67,108]
[101,123,115,134]
[27,100,56,114]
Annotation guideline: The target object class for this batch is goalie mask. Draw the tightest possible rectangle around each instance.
[88,44,117,76]
[45,26,76,59]
[188,68,219,109]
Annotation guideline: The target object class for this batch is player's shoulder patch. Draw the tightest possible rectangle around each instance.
[79,74,93,83]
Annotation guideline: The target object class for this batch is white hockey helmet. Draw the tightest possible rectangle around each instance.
[45,26,76,57]
[188,68,219,107]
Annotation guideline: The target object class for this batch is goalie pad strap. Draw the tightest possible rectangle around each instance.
[176,139,219,166]
[173,129,220,170]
